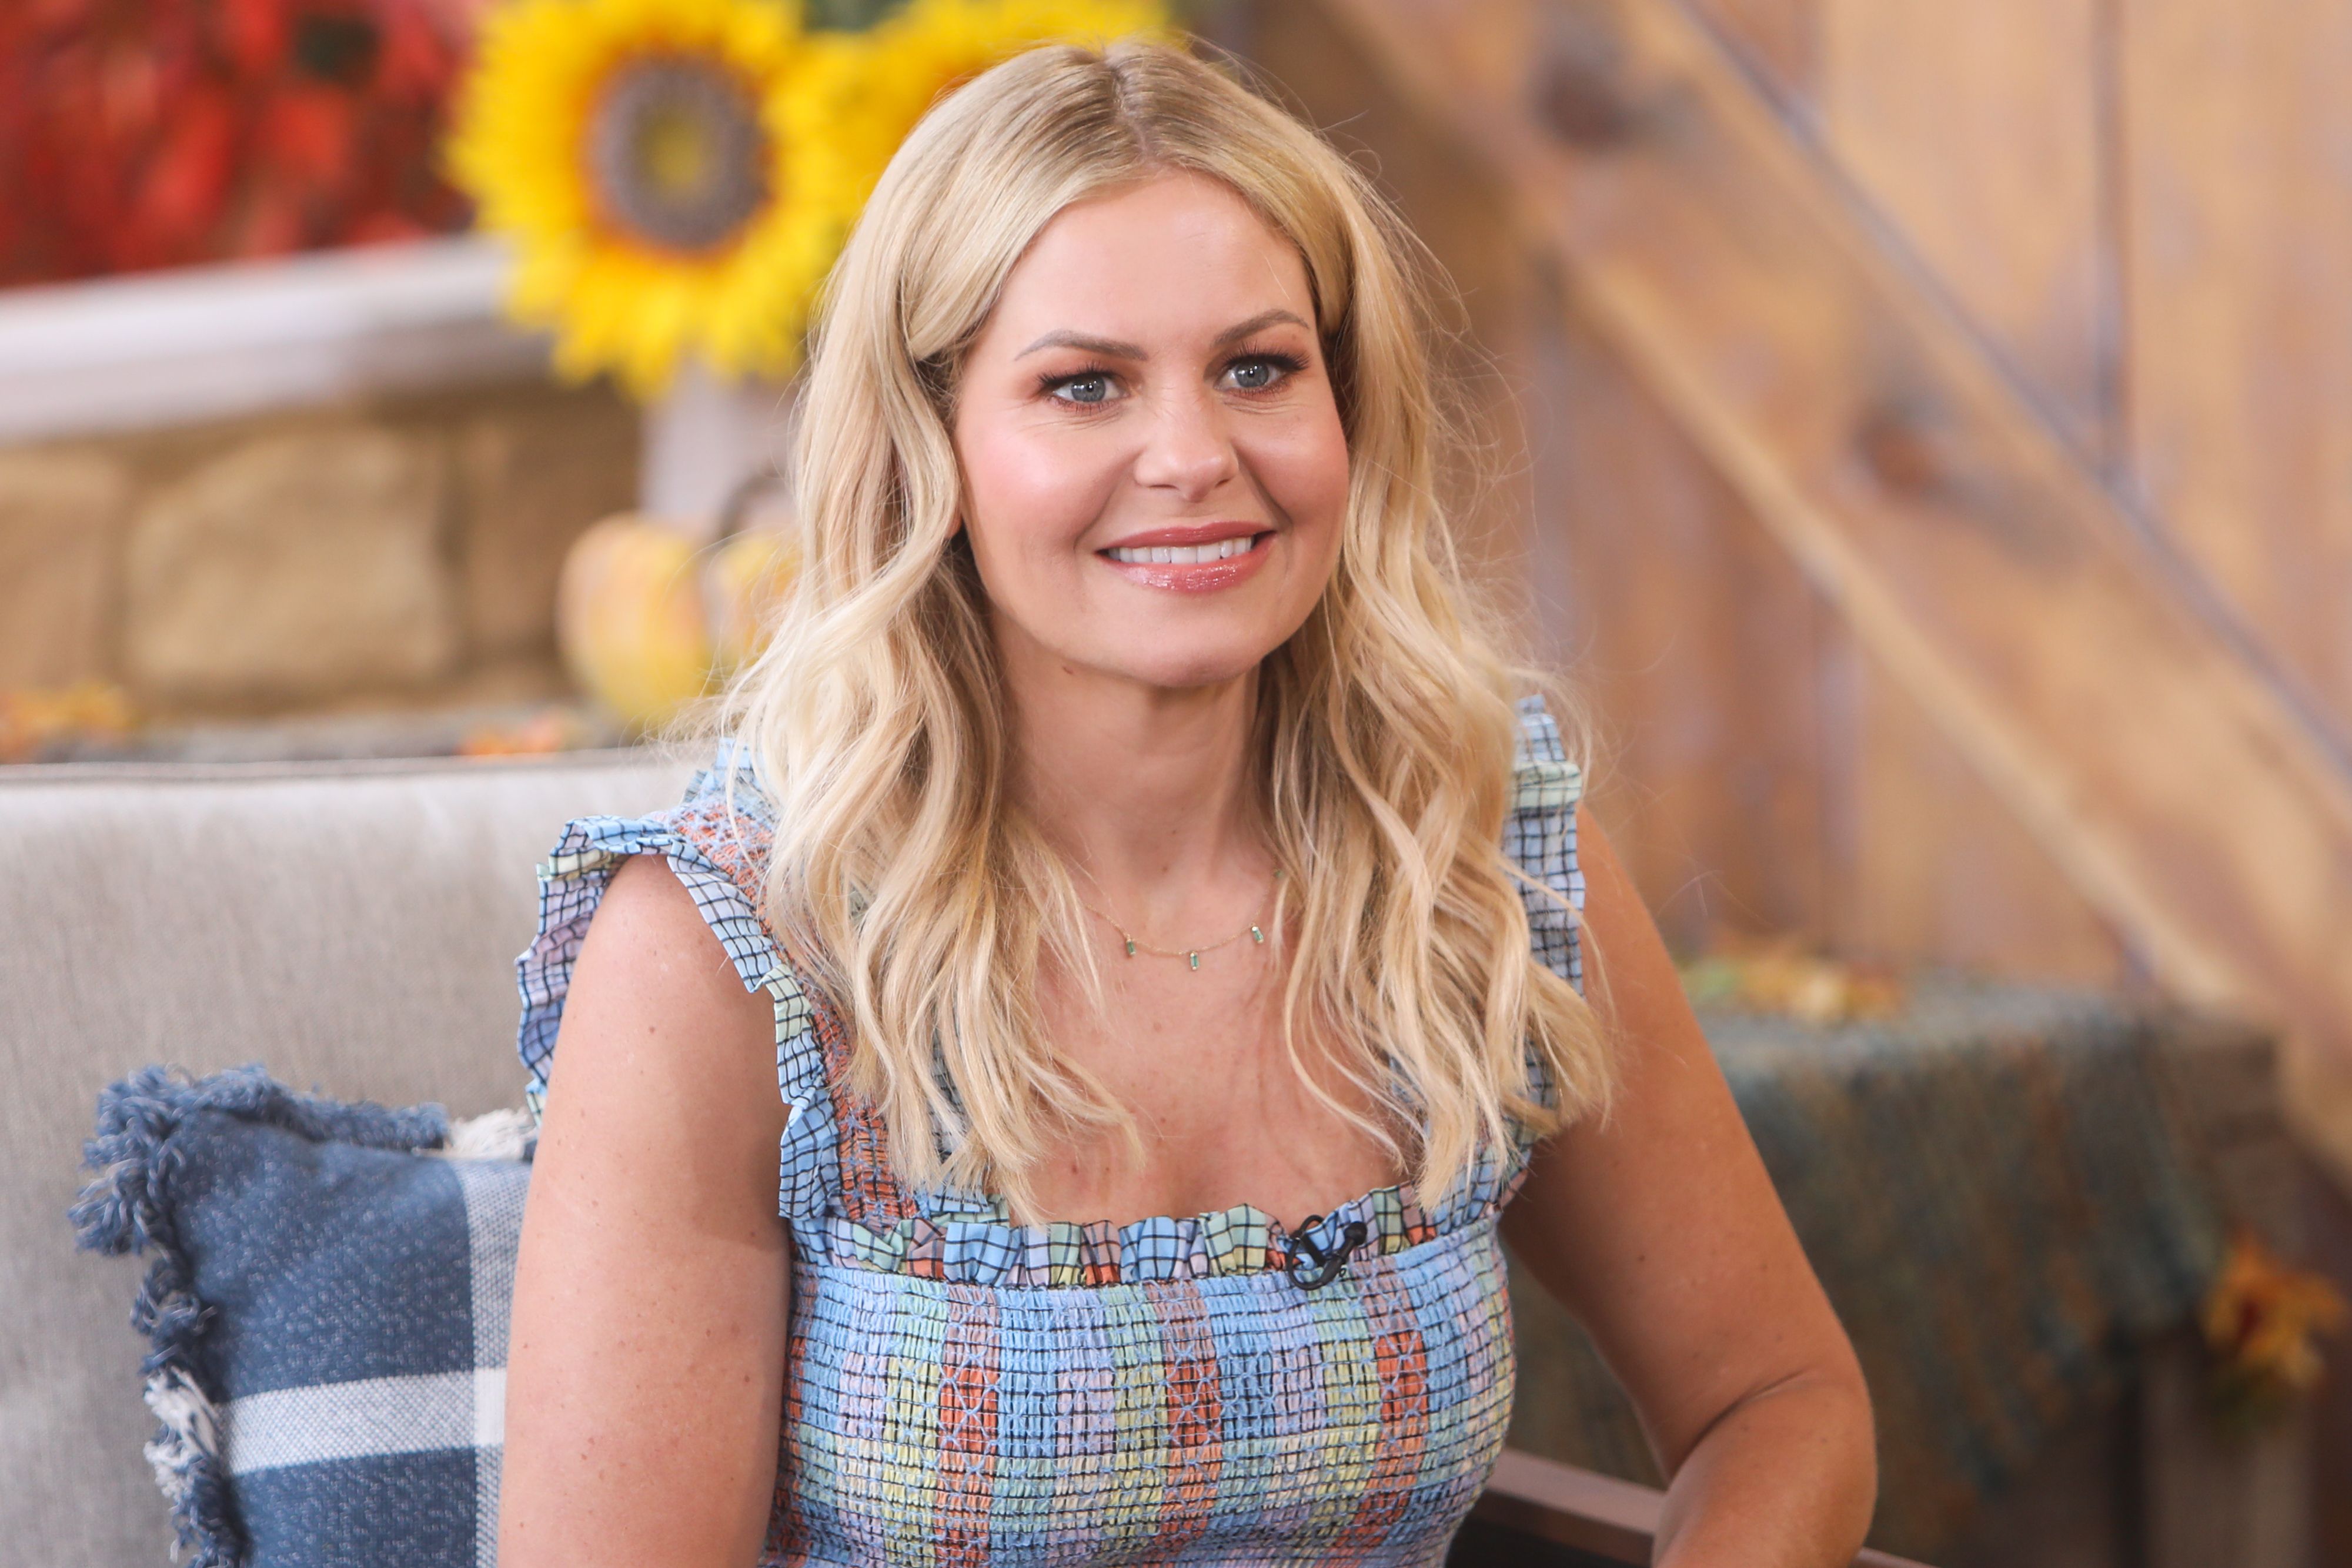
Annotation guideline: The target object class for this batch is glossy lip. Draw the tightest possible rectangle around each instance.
[1095,524,1275,594]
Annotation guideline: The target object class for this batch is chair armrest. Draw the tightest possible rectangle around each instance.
[1474,1449,1931,1567]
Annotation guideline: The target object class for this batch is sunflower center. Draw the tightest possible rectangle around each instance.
[586,57,770,254]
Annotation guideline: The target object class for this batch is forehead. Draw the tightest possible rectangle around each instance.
[983,170,1316,346]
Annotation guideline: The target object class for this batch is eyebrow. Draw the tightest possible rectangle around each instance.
[1014,308,1313,360]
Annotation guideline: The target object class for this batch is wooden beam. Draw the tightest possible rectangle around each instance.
[1813,0,2111,458]
[1309,0,2352,1114]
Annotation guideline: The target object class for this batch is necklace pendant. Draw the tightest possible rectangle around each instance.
[1124,938,1137,957]
[1187,951,1201,971]
[1250,925,1264,943]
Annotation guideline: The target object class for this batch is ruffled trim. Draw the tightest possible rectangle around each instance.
[515,743,847,1225]
[791,1153,1538,1285]
[1510,691,1586,998]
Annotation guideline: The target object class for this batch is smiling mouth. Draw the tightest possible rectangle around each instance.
[1102,533,1268,565]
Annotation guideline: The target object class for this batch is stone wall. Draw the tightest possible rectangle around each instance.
[0,378,637,722]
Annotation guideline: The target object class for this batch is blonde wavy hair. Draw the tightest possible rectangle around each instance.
[721,37,1610,1218]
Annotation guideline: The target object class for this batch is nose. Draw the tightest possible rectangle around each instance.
[1132,386,1240,503]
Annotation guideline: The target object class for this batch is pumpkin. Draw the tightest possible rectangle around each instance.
[706,526,800,677]
[555,496,801,734]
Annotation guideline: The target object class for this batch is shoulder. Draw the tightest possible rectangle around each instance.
[517,737,789,1095]
[563,855,779,1072]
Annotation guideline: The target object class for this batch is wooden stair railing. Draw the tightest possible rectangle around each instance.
[1469,1449,1932,1566]
[1303,0,2352,1168]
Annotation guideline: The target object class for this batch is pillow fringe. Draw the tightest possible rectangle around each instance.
[69,1065,454,1567]
[434,1105,537,1162]
[141,1366,229,1566]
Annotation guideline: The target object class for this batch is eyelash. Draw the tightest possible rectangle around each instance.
[1037,351,1309,405]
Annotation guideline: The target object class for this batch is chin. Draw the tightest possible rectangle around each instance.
[1114,641,1278,692]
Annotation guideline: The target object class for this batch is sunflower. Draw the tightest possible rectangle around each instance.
[820,0,1172,205]
[450,0,1167,396]
[448,0,866,394]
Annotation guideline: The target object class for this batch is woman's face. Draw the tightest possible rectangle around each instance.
[951,170,1351,693]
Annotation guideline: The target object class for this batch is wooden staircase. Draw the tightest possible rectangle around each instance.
[1269,0,2352,1175]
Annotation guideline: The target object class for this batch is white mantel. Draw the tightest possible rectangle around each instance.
[0,237,793,527]
[0,236,549,446]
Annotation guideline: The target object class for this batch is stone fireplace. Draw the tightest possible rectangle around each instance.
[0,239,640,757]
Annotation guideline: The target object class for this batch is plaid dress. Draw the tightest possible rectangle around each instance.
[517,696,1586,1566]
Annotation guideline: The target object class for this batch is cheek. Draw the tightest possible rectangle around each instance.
[1259,409,1352,544]
[959,419,1120,549]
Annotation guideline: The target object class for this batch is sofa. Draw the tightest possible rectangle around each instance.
[1,748,693,1566]
[12,747,2299,1568]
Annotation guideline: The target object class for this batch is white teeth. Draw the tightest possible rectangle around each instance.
[1105,535,1260,565]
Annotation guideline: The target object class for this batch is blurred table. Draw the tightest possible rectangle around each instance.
[1505,974,2286,1562]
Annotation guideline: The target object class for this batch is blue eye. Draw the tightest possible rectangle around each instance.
[1224,353,1305,392]
[1044,366,1124,404]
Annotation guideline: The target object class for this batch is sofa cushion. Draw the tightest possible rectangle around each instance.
[75,1066,529,1568]
[1,749,689,1568]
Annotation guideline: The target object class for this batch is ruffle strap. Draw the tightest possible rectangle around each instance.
[514,773,837,1225]
[1509,692,1586,997]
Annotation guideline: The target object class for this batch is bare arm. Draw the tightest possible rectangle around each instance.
[499,854,791,1568]
[1501,806,1877,1567]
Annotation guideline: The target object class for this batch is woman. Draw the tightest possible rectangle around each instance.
[502,38,1875,1568]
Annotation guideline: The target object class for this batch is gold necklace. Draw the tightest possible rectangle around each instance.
[1074,868,1284,972]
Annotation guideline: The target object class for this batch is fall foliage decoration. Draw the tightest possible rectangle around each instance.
[457,707,604,756]
[0,0,472,286]
[1679,934,1908,1024]
[0,681,139,764]
[2200,1229,2347,1434]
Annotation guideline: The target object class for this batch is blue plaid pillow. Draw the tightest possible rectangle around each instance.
[72,1066,531,1568]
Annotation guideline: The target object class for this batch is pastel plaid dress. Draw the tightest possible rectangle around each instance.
[516,694,1586,1566]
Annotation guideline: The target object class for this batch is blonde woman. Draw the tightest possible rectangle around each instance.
[502,38,1875,1568]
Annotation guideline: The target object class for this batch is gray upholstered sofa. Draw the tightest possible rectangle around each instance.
[1,749,691,1566]
[4,748,2311,1568]
[6,745,1766,1568]
[6,747,1927,1568]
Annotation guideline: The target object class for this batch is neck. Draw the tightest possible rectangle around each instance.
[996,618,1273,935]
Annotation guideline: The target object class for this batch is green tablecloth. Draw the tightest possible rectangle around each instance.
[1505,975,2234,1556]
